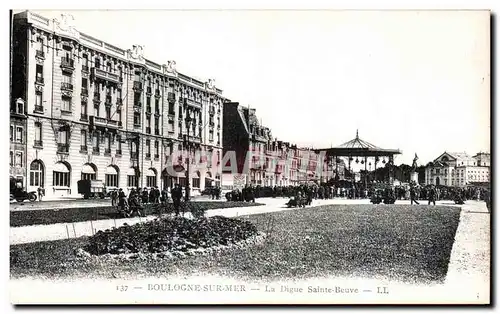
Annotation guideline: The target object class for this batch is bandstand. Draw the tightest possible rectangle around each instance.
[319,130,402,187]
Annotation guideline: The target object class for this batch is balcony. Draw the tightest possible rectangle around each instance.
[182,98,202,109]
[155,129,160,135]
[104,148,111,155]
[131,153,139,161]
[61,83,73,94]
[34,105,44,113]
[92,67,120,84]
[154,154,159,159]
[34,140,43,148]
[146,153,151,159]
[80,145,87,153]
[81,87,89,97]
[133,81,143,91]
[167,92,176,103]
[146,127,151,134]
[82,65,89,73]
[36,50,44,59]
[35,76,44,85]
[89,116,120,129]
[80,113,88,121]
[93,147,100,155]
[57,143,69,154]
[60,57,75,72]
[116,149,122,156]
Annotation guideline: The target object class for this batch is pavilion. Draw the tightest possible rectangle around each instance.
[316,130,402,185]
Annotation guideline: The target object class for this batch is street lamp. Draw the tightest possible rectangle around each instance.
[184,113,192,202]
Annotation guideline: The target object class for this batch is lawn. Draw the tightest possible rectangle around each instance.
[10,204,461,284]
[10,201,263,227]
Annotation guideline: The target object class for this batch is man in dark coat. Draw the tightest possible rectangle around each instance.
[428,185,437,206]
[410,184,420,205]
[171,184,183,216]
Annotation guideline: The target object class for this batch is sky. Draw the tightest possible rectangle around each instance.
[21,9,490,166]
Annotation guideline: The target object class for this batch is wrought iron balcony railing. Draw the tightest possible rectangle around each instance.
[57,143,69,153]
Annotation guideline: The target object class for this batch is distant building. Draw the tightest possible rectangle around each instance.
[424,151,490,187]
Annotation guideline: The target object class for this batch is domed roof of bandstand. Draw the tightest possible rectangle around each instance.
[317,130,402,157]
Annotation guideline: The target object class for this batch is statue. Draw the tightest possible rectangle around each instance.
[207,78,216,90]
[129,45,145,61]
[412,153,419,171]
[411,153,419,184]
[165,60,177,74]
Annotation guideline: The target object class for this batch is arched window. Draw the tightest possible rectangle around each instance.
[127,167,138,187]
[146,168,157,187]
[81,163,97,181]
[53,162,70,187]
[105,165,119,187]
[29,160,44,187]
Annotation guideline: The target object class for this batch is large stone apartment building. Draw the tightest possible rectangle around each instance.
[11,11,225,198]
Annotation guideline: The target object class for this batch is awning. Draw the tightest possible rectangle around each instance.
[106,166,118,175]
[82,164,96,174]
[54,162,70,173]
[127,168,137,176]
[146,168,156,177]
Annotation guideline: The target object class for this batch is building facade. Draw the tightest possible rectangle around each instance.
[11,11,225,198]
[222,102,335,188]
[424,151,490,187]
[10,98,27,187]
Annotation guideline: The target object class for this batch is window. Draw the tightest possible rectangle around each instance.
[95,57,101,69]
[134,112,141,126]
[134,92,141,106]
[36,64,43,81]
[146,140,151,155]
[93,131,100,149]
[62,97,71,112]
[193,178,200,188]
[81,130,87,147]
[154,116,159,132]
[83,54,88,67]
[155,141,159,157]
[147,96,151,108]
[106,62,112,72]
[146,115,151,128]
[37,37,43,51]
[81,101,87,115]
[117,89,122,101]
[106,134,112,152]
[35,91,43,107]
[117,109,122,123]
[106,174,118,187]
[134,71,141,81]
[117,135,122,152]
[17,101,24,114]
[146,175,157,187]
[62,73,72,84]
[155,98,159,113]
[128,175,137,187]
[105,106,111,120]
[53,167,70,187]
[209,129,214,141]
[94,104,99,117]
[34,122,42,146]
[168,119,174,132]
[10,125,13,141]
[9,151,13,166]
[15,126,23,143]
[29,160,44,187]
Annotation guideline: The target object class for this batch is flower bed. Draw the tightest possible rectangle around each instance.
[84,216,259,256]
[10,201,263,227]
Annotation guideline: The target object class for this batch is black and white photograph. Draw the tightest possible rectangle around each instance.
[8,7,491,305]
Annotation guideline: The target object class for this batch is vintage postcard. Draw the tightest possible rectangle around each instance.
[9,9,490,305]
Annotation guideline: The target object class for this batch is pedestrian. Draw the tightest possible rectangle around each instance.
[37,186,44,202]
[111,190,118,206]
[171,184,182,216]
[410,184,420,205]
[428,185,436,206]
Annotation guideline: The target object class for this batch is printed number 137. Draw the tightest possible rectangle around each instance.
[116,285,128,292]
